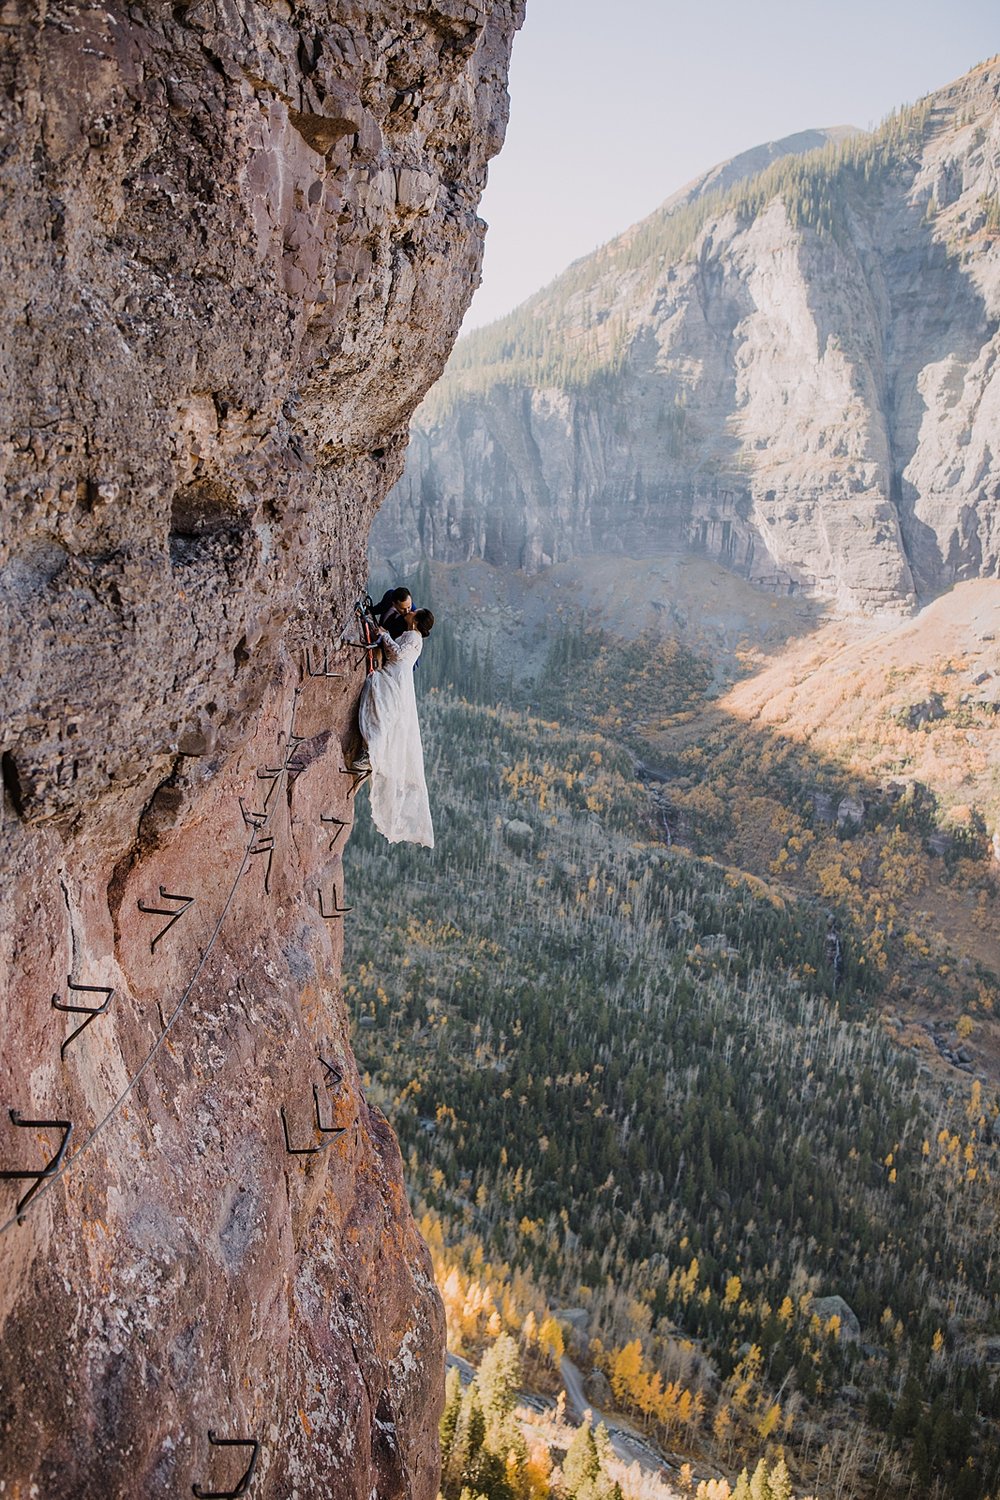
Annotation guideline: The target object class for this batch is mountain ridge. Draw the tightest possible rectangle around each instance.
[376,57,1000,613]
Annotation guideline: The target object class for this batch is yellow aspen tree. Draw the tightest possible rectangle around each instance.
[610,1339,644,1406]
[731,1345,762,1410]
[538,1315,564,1363]
[687,1390,706,1437]
[758,1401,782,1440]
[637,1368,662,1425]
[660,1380,686,1429]
[680,1257,701,1300]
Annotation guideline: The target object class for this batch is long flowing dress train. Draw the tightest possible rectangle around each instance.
[358,629,434,848]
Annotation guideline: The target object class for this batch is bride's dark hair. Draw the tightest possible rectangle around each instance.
[412,609,434,637]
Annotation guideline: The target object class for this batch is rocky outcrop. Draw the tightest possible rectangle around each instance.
[378,59,1000,613]
[0,2,521,1495]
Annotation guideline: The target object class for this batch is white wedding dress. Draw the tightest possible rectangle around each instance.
[358,629,434,848]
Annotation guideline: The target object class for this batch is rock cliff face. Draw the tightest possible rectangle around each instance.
[0,2,521,1495]
[378,59,1000,613]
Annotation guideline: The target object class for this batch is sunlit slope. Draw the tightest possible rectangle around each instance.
[720,579,1000,840]
[663,580,1000,987]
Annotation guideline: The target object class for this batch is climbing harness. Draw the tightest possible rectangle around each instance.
[353,594,379,675]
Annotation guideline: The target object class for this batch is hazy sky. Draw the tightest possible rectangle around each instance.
[465,0,999,329]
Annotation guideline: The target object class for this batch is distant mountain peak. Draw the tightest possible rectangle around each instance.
[661,125,868,214]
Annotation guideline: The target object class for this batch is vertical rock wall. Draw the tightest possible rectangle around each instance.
[0,3,522,1495]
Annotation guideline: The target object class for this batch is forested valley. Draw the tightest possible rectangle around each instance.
[344,573,1000,1500]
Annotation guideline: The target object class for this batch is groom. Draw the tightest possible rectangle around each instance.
[373,585,412,640]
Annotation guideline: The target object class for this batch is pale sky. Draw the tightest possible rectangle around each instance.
[465,0,999,329]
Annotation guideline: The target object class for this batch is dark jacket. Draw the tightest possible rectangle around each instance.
[375,591,410,639]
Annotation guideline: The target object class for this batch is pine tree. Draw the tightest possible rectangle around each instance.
[477,1333,522,1446]
[562,1422,601,1495]
[732,1468,752,1500]
[461,1393,503,1499]
[561,1420,623,1500]
[767,1456,793,1500]
[748,1458,772,1500]
[442,1387,478,1500]
[441,1366,464,1474]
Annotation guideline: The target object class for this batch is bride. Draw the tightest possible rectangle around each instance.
[357,608,435,848]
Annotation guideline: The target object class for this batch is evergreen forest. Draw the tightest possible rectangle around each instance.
[343,580,1000,1500]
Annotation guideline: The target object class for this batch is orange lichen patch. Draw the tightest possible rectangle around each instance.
[299,1408,312,1437]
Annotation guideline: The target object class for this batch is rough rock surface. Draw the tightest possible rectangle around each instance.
[811,1295,862,1343]
[0,2,521,1495]
[378,59,1000,613]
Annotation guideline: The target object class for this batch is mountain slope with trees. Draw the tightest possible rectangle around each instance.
[344,581,1000,1499]
[375,59,1000,612]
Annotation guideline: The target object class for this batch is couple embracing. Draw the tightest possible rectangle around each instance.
[357,584,435,849]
